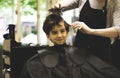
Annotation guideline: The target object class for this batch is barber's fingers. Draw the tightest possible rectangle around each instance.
[71,21,83,30]
[71,21,84,26]
[52,3,61,8]
[71,25,82,29]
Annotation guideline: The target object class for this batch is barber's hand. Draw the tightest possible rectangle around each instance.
[71,21,82,30]
[71,21,92,34]
[52,3,61,9]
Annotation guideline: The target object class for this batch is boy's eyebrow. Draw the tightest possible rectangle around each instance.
[58,24,62,26]
[57,23,62,26]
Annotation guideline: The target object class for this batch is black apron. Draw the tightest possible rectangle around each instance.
[111,39,120,70]
[73,0,110,62]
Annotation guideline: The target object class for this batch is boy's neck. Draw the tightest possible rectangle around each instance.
[54,44,68,47]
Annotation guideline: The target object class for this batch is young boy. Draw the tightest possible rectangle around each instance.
[19,8,120,78]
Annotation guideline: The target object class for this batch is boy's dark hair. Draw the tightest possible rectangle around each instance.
[43,8,70,35]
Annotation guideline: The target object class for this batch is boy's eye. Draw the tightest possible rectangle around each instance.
[61,29,65,33]
[51,31,57,34]
[51,29,66,35]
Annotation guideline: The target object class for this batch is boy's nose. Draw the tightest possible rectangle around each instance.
[57,32,62,37]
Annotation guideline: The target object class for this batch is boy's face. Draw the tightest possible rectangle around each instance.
[47,21,68,45]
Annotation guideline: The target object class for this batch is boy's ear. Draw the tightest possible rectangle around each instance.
[46,35,49,39]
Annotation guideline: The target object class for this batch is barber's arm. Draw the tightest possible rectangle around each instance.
[71,21,119,39]
[61,0,80,11]
[114,26,120,39]
[53,0,81,11]
[89,27,118,38]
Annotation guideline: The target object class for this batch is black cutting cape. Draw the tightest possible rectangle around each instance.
[20,46,120,78]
